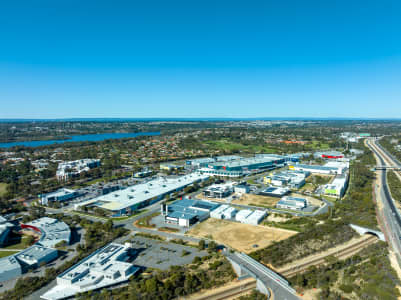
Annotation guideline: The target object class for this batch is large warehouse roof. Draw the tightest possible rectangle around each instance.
[211,157,276,168]
[79,173,209,212]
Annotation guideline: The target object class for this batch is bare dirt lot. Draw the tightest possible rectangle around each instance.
[187,218,297,253]
[232,193,280,207]
[233,192,322,208]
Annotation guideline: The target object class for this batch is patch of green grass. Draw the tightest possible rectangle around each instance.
[321,195,337,202]
[0,250,19,258]
[71,211,108,220]
[136,212,160,227]
[3,236,33,250]
[0,182,8,196]
[306,140,330,150]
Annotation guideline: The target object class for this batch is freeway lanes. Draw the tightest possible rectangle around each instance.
[366,138,401,261]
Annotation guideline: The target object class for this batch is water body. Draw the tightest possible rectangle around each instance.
[0,132,160,148]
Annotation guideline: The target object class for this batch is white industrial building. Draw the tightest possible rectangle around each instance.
[235,209,253,223]
[210,204,230,219]
[244,210,268,225]
[41,243,139,300]
[324,161,349,173]
[289,162,347,175]
[16,244,58,267]
[40,188,78,206]
[210,205,237,220]
[235,209,267,225]
[56,159,100,181]
[276,196,307,211]
[75,173,209,217]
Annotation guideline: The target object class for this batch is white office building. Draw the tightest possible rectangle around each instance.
[41,243,139,300]
[40,188,77,206]
[203,182,234,198]
[56,159,100,181]
[276,196,307,211]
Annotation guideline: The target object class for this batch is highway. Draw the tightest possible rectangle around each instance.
[366,138,401,262]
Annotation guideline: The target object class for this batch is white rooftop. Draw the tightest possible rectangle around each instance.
[27,217,71,248]
[41,243,138,300]
[42,188,76,199]
[79,173,209,212]
[16,244,57,265]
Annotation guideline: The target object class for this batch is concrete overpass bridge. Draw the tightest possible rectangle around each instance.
[224,250,299,300]
[375,166,401,171]
[350,224,386,241]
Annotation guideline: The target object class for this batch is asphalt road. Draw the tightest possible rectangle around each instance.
[367,138,401,260]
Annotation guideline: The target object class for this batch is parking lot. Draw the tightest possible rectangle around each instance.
[129,236,208,270]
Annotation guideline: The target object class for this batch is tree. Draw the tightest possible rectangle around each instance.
[198,239,206,250]
[24,235,35,247]
[207,241,218,252]
[103,219,114,232]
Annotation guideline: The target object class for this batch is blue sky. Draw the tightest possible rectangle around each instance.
[1,0,401,119]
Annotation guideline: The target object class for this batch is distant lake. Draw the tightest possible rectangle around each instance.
[0,132,160,148]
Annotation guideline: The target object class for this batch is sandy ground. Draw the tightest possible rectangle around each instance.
[266,214,290,222]
[298,288,321,300]
[232,193,280,207]
[186,278,256,300]
[187,218,297,253]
